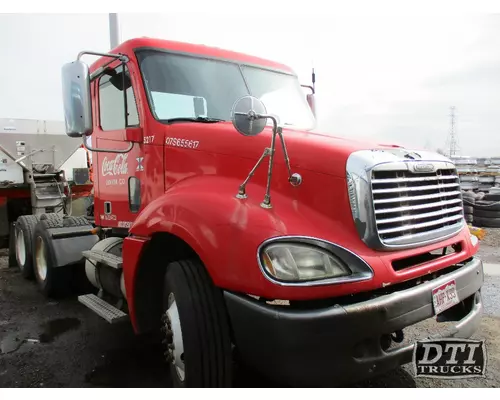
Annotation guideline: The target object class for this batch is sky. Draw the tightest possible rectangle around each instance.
[0,12,499,156]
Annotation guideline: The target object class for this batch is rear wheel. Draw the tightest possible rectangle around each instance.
[15,215,40,279]
[33,219,71,298]
[161,259,232,387]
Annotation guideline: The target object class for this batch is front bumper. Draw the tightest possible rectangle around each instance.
[224,257,484,387]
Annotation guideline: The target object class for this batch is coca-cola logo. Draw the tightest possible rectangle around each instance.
[102,154,128,177]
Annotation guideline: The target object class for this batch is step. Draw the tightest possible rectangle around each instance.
[78,294,128,324]
[35,182,61,188]
[35,193,66,200]
[82,249,123,269]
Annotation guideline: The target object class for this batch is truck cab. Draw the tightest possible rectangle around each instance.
[20,37,483,387]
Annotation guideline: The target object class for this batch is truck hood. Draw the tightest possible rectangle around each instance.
[277,127,405,177]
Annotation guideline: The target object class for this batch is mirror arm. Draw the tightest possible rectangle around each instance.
[261,126,278,209]
[276,128,292,178]
[90,59,118,81]
[77,51,128,63]
[82,135,134,154]
[236,147,272,199]
[78,51,129,81]
[276,129,301,187]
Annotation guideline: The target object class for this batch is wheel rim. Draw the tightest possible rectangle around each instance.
[15,228,26,266]
[35,236,48,281]
[163,293,185,382]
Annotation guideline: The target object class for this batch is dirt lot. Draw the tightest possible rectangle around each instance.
[1,230,499,388]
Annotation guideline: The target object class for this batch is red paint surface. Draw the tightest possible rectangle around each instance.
[83,38,476,333]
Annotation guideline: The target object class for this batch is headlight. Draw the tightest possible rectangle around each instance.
[261,243,351,282]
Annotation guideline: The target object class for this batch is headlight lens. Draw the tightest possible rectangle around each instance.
[261,243,351,282]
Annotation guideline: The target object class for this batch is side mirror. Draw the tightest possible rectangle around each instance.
[306,93,316,117]
[230,96,268,136]
[61,60,93,138]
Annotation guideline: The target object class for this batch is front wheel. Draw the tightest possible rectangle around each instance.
[161,259,233,387]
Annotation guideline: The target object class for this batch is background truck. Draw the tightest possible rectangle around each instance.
[0,118,93,271]
[9,37,483,387]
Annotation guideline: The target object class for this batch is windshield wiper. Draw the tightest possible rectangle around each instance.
[160,116,225,124]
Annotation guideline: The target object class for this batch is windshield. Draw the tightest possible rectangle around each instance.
[136,50,316,130]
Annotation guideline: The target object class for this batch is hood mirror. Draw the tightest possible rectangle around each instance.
[231,96,268,136]
[230,96,302,209]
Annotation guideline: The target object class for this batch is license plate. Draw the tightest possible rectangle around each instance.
[432,279,460,315]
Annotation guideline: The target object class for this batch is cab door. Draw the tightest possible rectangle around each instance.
[92,62,143,229]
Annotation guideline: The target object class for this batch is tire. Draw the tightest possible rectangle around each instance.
[15,215,40,279]
[39,213,63,228]
[464,214,473,223]
[32,219,72,298]
[463,205,474,214]
[62,216,92,227]
[483,193,500,202]
[474,200,500,212]
[473,216,500,228]
[161,259,232,387]
[8,222,17,267]
[462,198,475,206]
[473,209,500,219]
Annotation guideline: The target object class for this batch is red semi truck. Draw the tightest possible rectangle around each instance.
[12,37,483,387]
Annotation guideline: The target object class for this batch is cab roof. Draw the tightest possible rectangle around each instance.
[89,37,295,75]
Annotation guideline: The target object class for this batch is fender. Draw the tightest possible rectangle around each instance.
[129,175,288,288]
[126,174,379,299]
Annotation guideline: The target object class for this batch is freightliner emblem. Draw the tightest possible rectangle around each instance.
[411,163,436,173]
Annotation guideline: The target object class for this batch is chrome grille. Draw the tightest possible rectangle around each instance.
[371,167,464,246]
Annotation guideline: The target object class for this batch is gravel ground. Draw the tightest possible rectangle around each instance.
[475,227,500,263]
[0,230,499,388]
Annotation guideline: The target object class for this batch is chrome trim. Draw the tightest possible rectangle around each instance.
[377,207,464,225]
[378,214,463,234]
[382,222,464,246]
[346,148,464,251]
[372,182,459,194]
[374,198,462,214]
[256,235,374,287]
[373,190,462,204]
[371,174,458,183]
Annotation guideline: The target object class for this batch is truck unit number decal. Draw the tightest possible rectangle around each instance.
[144,135,155,144]
[165,137,200,149]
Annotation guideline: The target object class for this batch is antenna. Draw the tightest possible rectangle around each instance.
[312,68,316,93]
[445,106,460,158]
